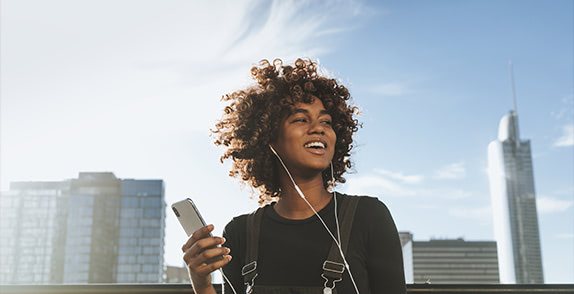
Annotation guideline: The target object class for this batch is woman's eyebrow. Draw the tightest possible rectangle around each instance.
[292,109,331,115]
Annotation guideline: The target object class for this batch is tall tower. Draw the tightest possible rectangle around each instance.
[487,64,544,283]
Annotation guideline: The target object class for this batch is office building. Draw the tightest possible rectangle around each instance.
[488,111,544,283]
[0,172,165,284]
[117,179,166,283]
[414,238,499,284]
[165,266,189,284]
[0,181,69,284]
[400,233,499,284]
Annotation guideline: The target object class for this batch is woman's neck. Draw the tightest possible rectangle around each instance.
[274,174,332,220]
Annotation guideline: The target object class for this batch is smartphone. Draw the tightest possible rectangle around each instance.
[171,198,223,263]
[172,198,210,237]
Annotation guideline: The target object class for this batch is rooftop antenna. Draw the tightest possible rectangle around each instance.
[509,60,520,148]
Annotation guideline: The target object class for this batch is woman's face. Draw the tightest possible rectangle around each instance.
[272,98,336,177]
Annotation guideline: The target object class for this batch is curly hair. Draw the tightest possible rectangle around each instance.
[212,58,360,204]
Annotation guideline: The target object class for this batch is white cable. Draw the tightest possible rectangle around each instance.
[220,269,237,294]
[270,145,360,294]
[299,188,359,294]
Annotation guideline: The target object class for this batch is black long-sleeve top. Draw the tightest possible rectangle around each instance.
[222,193,406,294]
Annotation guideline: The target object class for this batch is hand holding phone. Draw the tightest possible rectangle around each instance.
[174,198,236,294]
[172,198,225,264]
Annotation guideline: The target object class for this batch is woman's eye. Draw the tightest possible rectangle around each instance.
[322,120,332,125]
[293,118,307,123]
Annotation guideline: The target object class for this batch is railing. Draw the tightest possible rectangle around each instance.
[1,284,573,294]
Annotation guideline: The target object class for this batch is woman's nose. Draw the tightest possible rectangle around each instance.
[308,120,325,135]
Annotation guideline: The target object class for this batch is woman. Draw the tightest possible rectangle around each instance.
[182,59,406,294]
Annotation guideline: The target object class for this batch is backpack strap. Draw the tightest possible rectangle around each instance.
[322,194,360,291]
[242,207,264,293]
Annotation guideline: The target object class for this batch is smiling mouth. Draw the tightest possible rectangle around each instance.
[304,141,326,149]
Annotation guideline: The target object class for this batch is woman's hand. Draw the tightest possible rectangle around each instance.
[182,224,232,294]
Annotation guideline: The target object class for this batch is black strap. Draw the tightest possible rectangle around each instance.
[322,195,360,287]
[243,207,264,288]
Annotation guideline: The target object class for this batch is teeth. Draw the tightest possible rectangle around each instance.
[304,141,325,149]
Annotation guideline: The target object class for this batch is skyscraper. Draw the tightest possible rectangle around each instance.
[0,172,165,284]
[117,179,166,283]
[487,111,544,283]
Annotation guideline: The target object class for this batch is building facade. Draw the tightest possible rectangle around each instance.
[117,179,165,283]
[399,233,499,284]
[165,266,190,284]
[0,182,69,284]
[487,111,544,283]
[413,238,500,284]
[0,172,165,284]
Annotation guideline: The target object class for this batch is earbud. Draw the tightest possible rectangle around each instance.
[330,161,335,187]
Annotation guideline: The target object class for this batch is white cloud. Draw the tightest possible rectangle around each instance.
[370,81,411,97]
[550,95,574,120]
[374,168,424,184]
[555,233,574,239]
[537,196,574,214]
[342,174,417,197]
[433,162,466,179]
[448,206,492,221]
[433,189,473,200]
[553,124,574,147]
[343,168,474,200]
[554,187,574,195]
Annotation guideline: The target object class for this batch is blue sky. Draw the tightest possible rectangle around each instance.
[1,0,572,283]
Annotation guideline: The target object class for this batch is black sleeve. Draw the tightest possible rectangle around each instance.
[364,197,406,294]
[222,216,247,294]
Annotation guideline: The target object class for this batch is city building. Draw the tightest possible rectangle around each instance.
[165,266,189,284]
[117,179,166,283]
[0,181,69,284]
[400,233,500,284]
[0,172,165,284]
[487,110,544,283]
[399,232,414,284]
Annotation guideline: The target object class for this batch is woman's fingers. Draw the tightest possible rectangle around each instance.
[194,254,233,276]
[182,224,214,252]
[180,224,232,290]
[183,237,227,266]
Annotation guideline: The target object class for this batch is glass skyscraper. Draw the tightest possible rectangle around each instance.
[487,111,544,284]
[117,179,165,283]
[0,172,165,284]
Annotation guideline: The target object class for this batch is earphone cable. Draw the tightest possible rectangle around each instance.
[219,269,237,294]
[270,145,359,294]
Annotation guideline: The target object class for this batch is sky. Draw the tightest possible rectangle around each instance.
[1,0,572,284]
